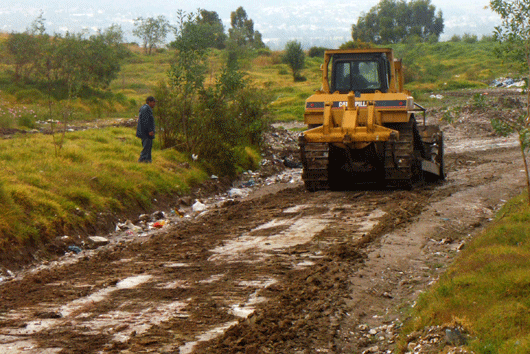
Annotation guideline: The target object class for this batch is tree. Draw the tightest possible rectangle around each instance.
[158,10,270,176]
[352,0,443,44]
[28,10,46,35]
[282,41,305,81]
[197,10,227,49]
[228,7,265,49]
[4,32,43,82]
[4,25,128,92]
[133,16,171,54]
[166,10,210,150]
[308,46,329,58]
[490,0,530,204]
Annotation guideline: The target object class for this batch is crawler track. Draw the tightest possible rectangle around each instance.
[299,119,426,190]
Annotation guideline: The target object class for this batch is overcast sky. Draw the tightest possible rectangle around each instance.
[0,0,500,49]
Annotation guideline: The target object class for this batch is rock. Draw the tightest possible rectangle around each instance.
[87,236,109,248]
[382,291,393,299]
[178,196,193,207]
[192,200,207,212]
[445,327,466,346]
[362,345,379,353]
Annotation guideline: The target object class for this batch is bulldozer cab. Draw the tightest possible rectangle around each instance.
[330,52,391,95]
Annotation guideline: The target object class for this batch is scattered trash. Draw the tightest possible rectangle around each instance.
[151,211,165,220]
[67,245,82,254]
[241,179,255,187]
[153,221,166,229]
[192,200,207,212]
[283,157,302,168]
[116,220,142,233]
[430,94,444,100]
[228,188,247,198]
[174,208,185,218]
[490,77,525,88]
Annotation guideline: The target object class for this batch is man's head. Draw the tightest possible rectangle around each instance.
[146,96,156,108]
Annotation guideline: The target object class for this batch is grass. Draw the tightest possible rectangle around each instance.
[392,40,523,92]
[400,194,530,353]
[0,127,206,249]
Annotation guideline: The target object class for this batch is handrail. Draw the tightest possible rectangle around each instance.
[409,102,427,126]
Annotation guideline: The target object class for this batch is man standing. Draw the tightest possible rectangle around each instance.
[136,96,156,163]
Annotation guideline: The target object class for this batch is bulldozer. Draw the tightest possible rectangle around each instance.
[299,48,444,190]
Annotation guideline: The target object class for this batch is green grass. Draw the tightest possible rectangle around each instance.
[392,40,523,92]
[400,194,530,353]
[0,127,207,249]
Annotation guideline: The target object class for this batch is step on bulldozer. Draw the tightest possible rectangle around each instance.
[299,48,444,191]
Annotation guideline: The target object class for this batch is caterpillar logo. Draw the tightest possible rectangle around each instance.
[305,100,406,110]
[337,101,367,108]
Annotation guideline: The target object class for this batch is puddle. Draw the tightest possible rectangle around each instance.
[230,290,267,318]
[178,321,239,354]
[238,278,277,288]
[283,205,309,214]
[83,301,188,342]
[163,262,189,268]
[2,274,153,336]
[0,336,61,354]
[209,217,329,261]
[356,209,387,234]
[199,273,226,284]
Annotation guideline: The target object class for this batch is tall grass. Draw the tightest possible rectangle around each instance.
[401,194,530,353]
[0,127,206,248]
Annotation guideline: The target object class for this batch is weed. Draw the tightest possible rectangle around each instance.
[441,105,461,124]
[471,92,488,111]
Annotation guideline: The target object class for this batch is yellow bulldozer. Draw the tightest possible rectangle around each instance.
[299,48,444,190]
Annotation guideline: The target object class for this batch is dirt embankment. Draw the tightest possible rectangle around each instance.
[0,89,526,354]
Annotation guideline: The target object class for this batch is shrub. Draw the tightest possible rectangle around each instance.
[308,46,328,58]
[14,88,45,103]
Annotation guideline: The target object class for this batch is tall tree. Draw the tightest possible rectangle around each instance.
[352,0,443,44]
[197,10,227,49]
[133,16,171,54]
[167,10,209,151]
[228,7,265,49]
[490,0,530,204]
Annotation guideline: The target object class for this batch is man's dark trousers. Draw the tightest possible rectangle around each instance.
[139,137,153,163]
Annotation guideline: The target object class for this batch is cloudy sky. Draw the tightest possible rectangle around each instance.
[0,0,500,49]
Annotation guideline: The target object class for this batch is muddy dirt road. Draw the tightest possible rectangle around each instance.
[0,95,527,353]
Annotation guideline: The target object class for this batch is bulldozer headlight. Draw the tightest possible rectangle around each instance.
[406,97,414,110]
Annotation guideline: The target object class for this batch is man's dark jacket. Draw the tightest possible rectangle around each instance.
[136,104,155,139]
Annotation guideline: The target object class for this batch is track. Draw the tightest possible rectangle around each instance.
[0,133,525,353]
[300,118,436,190]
